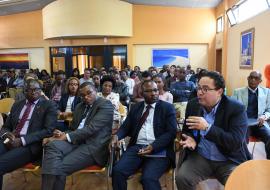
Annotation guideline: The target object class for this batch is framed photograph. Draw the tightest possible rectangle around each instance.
[240,28,255,69]
[0,53,29,69]
[152,48,189,68]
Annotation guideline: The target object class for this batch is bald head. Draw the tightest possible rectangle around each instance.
[248,71,262,90]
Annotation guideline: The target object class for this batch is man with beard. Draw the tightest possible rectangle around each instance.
[111,80,177,190]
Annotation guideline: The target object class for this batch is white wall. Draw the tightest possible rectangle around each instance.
[0,48,46,71]
[133,44,208,71]
[227,10,270,95]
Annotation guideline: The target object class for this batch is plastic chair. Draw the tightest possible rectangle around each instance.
[21,163,40,182]
[0,98,15,114]
[249,136,261,156]
[71,165,108,188]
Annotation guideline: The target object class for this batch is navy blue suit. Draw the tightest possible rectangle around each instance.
[179,95,251,166]
[112,100,177,190]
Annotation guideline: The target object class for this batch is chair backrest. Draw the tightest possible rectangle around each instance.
[8,88,16,99]
[0,98,15,114]
[119,103,127,117]
[225,160,270,190]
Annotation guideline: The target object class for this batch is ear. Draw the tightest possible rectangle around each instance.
[217,88,224,96]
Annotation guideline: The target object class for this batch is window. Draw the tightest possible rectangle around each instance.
[216,16,224,33]
[237,0,268,23]
[226,8,237,26]
[226,0,269,26]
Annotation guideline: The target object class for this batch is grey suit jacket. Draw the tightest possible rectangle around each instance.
[68,97,114,166]
[1,97,57,154]
[232,86,270,127]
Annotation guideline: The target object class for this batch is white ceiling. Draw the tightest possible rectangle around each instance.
[0,0,222,16]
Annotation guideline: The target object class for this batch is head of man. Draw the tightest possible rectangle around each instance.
[197,71,225,111]
[84,68,91,79]
[55,70,65,85]
[24,79,42,102]
[141,71,152,82]
[114,73,122,84]
[247,71,262,90]
[120,70,128,81]
[79,82,97,105]
[176,67,186,81]
[142,80,159,104]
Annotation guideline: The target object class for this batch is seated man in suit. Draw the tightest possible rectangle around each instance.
[175,71,251,190]
[111,80,177,190]
[0,79,57,190]
[232,71,270,159]
[41,82,114,190]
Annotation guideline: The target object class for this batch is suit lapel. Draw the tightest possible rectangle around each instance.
[258,87,264,115]
[28,99,42,127]
[213,97,225,128]
[153,101,161,131]
[242,87,249,109]
[14,101,26,124]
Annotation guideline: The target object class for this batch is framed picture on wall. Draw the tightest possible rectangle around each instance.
[152,49,189,68]
[240,28,255,69]
[0,53,30,69]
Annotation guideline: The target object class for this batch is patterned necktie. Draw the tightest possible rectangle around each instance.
[14,101,33,137]
[138,104,152,128]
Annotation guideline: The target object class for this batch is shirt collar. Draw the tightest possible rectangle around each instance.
[203,99,220,116]
[26,98,39,105]
[248,87,258,93]
[144,102,156,109]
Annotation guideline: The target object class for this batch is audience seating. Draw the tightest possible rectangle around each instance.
[71,165,109,189]
[225,160,270,190]
[249,136,261,156]
[0,98,15,114]
[21,163,40,182]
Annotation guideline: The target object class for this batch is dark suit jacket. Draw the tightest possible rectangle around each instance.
[68,97,114,167]
[117,100,177,167]
[179,95,251,167]
[0,97,57,155]
[58,93,81,112]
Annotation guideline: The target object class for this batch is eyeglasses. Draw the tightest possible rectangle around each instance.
[25,88,41,93]
[197,86,217,94]
[80,90,94,98]
[143,89,159,93]
[69,83,79,86]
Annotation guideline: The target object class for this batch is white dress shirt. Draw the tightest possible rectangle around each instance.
[136,102,156,145]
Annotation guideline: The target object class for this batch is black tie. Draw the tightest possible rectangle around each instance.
[138,104,151,128]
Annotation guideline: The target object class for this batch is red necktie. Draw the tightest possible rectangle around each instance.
[14,101,33,137]
[138,104,151,128]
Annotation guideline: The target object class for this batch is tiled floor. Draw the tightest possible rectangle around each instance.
[3,142,266,190]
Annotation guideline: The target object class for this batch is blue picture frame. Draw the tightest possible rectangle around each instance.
[240,28,254,69]
[152,48,189,68]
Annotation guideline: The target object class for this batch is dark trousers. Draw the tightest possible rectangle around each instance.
[0,140,39,190]
[249,124,270,159]
[175,152,237,190]
[41,140,97,190]
[112,144,170,190]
